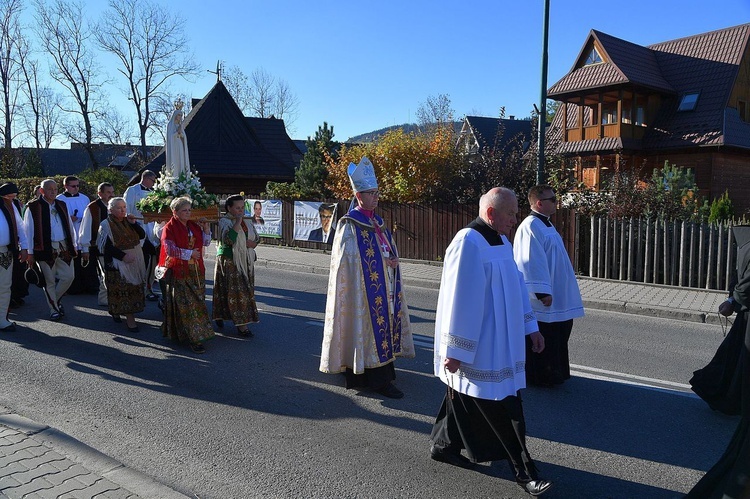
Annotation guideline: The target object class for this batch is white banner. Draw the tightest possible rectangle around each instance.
[294,201,337,243]
[245,199,282,238]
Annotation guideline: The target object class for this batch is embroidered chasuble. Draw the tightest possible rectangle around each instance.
[320,208,414,375]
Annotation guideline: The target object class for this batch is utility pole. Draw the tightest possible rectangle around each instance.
[537,0,551,184]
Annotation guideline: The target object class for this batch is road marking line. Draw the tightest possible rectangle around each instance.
[570,363,692,389]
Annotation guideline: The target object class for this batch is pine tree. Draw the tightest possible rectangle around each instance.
[295,122,336,199]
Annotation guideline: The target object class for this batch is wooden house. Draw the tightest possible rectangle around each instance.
[456,115,533,156]
[145,80,301,194]
[547,23,750,213]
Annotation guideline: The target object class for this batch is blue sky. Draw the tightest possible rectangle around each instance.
[53,0,750,142]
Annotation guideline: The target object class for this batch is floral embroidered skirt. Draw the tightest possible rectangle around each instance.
[105,270,145,316]
[212,255,259,327]
[161,267,215,345]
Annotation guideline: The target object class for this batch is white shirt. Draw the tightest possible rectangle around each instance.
[123,183,159,245]
[56,191,90,249]
[513,212,584,322]
[434,228,538,401]
[0,203,27,250]
[23,199,75,255]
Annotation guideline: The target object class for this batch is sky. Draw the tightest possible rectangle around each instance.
[36,0,750,144]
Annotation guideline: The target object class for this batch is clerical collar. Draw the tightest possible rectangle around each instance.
[63,192,79,197]
[140,184,152,191]
[530,210,553,227]
[466,217,503,246]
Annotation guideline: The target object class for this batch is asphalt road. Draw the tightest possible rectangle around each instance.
[0,262,738,498]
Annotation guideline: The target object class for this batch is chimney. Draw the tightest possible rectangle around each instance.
[509,115,515,120]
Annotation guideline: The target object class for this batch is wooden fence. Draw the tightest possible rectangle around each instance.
[574,215,739,291]
[212,196,740,291]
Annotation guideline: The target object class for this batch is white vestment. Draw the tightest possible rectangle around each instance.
[513,213,584,322]
[434,228,538,401]
[56,193,90,249]
[123,184,159,246]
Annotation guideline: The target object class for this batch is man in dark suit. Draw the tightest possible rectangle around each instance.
[308,203,336,243]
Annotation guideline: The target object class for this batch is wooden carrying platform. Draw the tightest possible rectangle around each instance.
[141,206,220,223]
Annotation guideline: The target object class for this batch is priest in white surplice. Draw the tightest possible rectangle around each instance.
[430,187,552,497]
[513,185,584,386]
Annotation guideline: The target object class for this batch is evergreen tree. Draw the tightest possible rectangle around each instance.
[295,122,336,199]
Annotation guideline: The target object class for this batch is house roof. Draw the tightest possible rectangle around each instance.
[549,30,674,96]
[460,116,533,152]
[548,23,750,152]
[146,81,297,179]
[15,144,158,177]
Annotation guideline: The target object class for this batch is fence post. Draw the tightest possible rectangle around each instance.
[698,223,705,289]
[604,218,611,279]
[717,224,725,290]
[645,218,653,283]
[589,216,596,278]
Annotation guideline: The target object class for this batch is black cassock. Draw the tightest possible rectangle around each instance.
[687,226,750,499]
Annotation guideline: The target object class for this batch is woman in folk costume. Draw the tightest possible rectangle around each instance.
[157,196,214,354]
[686,226,750,499]
[319,157,414,399]
[212,194,260,337]
[97,197,146,333]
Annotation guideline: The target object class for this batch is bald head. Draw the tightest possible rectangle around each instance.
[479,187,518,237]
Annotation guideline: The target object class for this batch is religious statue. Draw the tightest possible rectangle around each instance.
[165,98,191,178]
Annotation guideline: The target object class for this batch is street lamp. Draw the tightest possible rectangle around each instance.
[537,0,550,184]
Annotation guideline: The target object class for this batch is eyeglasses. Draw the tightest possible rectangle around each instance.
[539,196,557,203]
[361,190,380,197]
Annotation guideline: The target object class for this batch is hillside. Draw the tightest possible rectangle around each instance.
[345,121,464,143]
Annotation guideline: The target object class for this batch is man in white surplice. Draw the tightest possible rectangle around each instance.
[513,184,584,386]
[430,187,552,497]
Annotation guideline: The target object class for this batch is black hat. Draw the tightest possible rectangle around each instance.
[24,265,45,288]
[0,182,18,196]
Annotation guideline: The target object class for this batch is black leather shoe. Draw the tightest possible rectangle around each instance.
[376,383,404,399]
[517,479,552,496]
[0,322,17,332]
[430,446,475,469]
[110,314,122,323]
[215,319,224,328]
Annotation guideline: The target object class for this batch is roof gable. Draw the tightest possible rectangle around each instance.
[549,30,673,97]
[460,116,533,153]
[147,81,296,179]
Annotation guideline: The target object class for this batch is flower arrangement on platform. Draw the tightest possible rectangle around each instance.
[136,170,219,213]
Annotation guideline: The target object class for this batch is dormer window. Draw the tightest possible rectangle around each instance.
[584,47,603,66]
[678,92,699,112]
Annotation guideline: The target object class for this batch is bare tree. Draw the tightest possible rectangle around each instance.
[35,0,103,167]
[416,93,455,133]
[18,38,64,149]
[223,63,253,114]
[97,107,136,145]
[96,0,199,161]
[0,0,26,149]
[273,78,299,130]
[250,67,274,118]
[224,64,298,130]
[36,86,63,148]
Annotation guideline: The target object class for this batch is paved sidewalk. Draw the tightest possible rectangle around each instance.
[0,410,189,499]
[254,244,730,325]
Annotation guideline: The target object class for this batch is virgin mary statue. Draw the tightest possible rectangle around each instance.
[165,98,191,178]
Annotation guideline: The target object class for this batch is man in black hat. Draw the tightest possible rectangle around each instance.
[0,182,28,309]
[23,179,77,321]
[0,182,28,331]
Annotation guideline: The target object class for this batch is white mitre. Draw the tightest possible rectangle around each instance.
[347,157,378,193]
